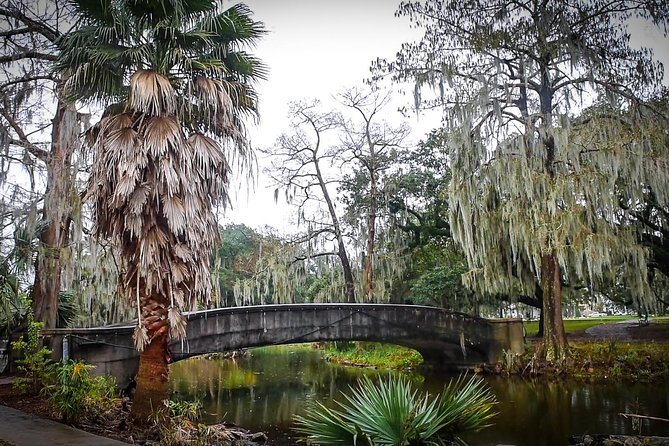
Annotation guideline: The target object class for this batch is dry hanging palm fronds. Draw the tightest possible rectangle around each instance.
[130,70,177,116]
[143,116,183,159]
[168,306,187,340]
[133,324,149,351]
[133,272,149,351]
[167,276,187,340]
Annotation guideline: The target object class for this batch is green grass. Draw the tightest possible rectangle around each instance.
[569,340,669,381]
[524,316,634,337]
[0,441,16,446]
[322,342,424,370]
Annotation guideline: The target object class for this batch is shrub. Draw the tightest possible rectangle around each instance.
[157,400,216,446]
[11,316,55,393]
[42,360,116,423]
[293,374,497,445]
[166,399,202,422]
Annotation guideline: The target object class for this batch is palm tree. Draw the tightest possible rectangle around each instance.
[56,0,265,421]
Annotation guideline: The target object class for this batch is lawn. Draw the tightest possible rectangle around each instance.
[523,316,635,337]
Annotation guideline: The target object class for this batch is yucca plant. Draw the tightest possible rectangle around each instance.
[293,375,497,446]
[55,0,266,420]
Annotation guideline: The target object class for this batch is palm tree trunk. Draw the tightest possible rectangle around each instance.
[131,295,170,422]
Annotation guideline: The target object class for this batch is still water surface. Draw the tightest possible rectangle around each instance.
[170,346,669,445]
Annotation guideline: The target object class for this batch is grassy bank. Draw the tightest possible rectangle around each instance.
[567,340,669,381]
[309,317,669,380]
[321,342,423,370]
[523,316,634,337]
[516,317,669,381]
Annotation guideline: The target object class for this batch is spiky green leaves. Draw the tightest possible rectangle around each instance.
[293,375,497,446]
[57,0,266,131]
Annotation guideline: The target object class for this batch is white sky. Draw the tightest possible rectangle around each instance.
[222,2,669,232]
[223,1,433,231]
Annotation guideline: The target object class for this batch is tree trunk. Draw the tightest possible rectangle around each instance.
[313,153,355,303]
[32,101,78,329]
[132,296,170,423]
[536,65,568,362]
[338,243,356,303]
[363,171,377,302]
[538,252,568,363]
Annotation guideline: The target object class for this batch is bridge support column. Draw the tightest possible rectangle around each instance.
[487,319,524,364]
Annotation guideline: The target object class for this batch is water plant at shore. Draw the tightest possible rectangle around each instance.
[293,374,497,445]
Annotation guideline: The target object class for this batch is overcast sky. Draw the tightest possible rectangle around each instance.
[222,1,429,231]
[222,1,669,232]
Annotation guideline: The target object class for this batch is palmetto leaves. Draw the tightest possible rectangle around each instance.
[293,375,497,446]
[58,0,265,350]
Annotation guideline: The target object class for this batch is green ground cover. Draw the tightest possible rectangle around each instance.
[566,340,669,381]
[523,316,634,337]
[321,342,423,370]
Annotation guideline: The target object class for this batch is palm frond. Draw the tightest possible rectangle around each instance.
[130,70,177,116]
[199,3,267,47]
[222,51,268,81]
[68,0,115,25]
[293,375,498,446]
[62,62,127,104]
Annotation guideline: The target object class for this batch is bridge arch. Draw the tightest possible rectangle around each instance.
[43,304,524,386]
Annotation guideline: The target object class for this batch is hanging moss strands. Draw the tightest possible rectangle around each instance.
[374,0,669,363]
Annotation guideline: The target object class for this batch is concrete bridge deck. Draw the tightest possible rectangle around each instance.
[43,304,524,385]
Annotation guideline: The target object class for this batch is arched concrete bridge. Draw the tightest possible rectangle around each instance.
[43,304,524,385]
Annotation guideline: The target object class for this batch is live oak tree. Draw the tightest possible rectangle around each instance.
[213,223,262,307]
[579,94,669,312]
[375,0,669,362]
[57,0,265,420]
[213,224,311,307]
[382,130,475,310]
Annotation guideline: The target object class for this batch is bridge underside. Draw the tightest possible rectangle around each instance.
[43,304,524,386]
[169,311,490,366]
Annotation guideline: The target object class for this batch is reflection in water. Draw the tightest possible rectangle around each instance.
[170,346,669,446]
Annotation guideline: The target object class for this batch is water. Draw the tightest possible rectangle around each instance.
[169,346,669,445]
